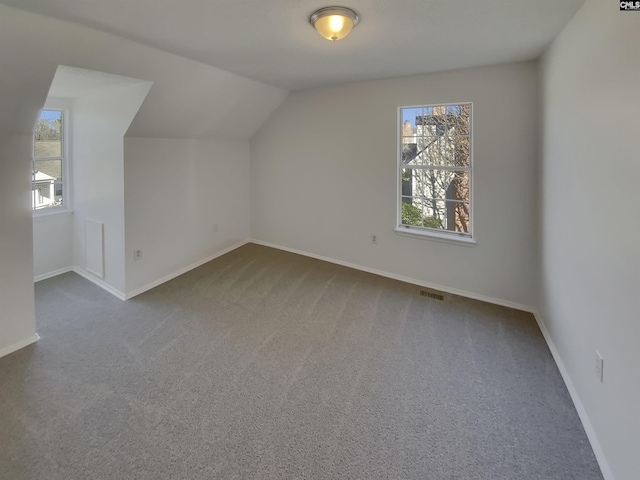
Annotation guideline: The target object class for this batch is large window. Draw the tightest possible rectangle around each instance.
[32,109,66,211]
[396,103,473,242]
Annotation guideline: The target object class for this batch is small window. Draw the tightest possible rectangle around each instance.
[397,103,473,243]
[32,109,65,211]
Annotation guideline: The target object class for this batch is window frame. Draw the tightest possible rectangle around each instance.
[32,107,71,216]
[395,102,475,245]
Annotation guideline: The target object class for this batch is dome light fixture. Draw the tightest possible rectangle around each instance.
[309,6,360,42]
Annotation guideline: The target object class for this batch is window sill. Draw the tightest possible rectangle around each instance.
[32,207,73,219]
[394,226,476,246]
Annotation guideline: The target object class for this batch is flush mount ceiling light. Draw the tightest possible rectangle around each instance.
[309,6,360,42]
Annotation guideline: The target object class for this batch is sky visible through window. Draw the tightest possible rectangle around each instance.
[402,105,462,128]
[39,110,60,122]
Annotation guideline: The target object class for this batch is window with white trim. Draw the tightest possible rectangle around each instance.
[32,109,66,211]
[397,103,473,242]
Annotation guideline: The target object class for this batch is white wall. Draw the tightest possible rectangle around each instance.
[124,138,250,295]
[539,2,640,479]
[0,134,37,355]
[72,83,151,295]
[250,62,539,308]
[33,212,73,279]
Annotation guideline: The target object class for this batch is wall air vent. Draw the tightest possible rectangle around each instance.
[419,289,445,301]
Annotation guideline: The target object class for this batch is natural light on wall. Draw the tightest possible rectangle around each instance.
[310,6,359,42]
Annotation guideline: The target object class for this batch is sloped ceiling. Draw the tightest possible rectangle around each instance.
[0,0,585,90]
[48,66,152,99]
[0,5,288,140]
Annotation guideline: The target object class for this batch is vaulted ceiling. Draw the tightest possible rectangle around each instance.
[0,0,585,90]
[0,5,287,140]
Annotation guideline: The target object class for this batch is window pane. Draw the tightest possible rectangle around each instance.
[401,197,470,233]
[447,104,470,136]
[445,201,471,233]
[402,197,470,233]
[400,197,424,227]
[401,139,418,165]
[423,199,446,229]
[421,169,450,199]
[448,170,470,203]
[402,169,469,224]
[402,168,431,198]
[420,136,447,166]
[401,169,414,197]
[423,199,471,233]
[417,105,447,138]
[34,110,62,158]
[32,159,62,209]
[401,107,421,133]
[418,134,469,167]
[410,104,470,167]
[414,169,469,203]
[448,136,470,167]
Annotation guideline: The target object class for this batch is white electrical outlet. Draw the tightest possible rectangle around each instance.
[595,350,604,383]
[134,249,142,261]
[371,234,377,244]
[212,223,219,233]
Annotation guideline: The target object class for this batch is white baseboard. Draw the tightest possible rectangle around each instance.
[33,242,250,302]
[0,333,40,359]
[34,266,73,282]
[249,239,534,313]
[124,240,250,300]
[72,267,126,301]
[532,311,614,480]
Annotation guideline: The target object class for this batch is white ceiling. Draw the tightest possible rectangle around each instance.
[0,0,584,90]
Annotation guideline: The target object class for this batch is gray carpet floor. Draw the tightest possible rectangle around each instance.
[1,244,602,479]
